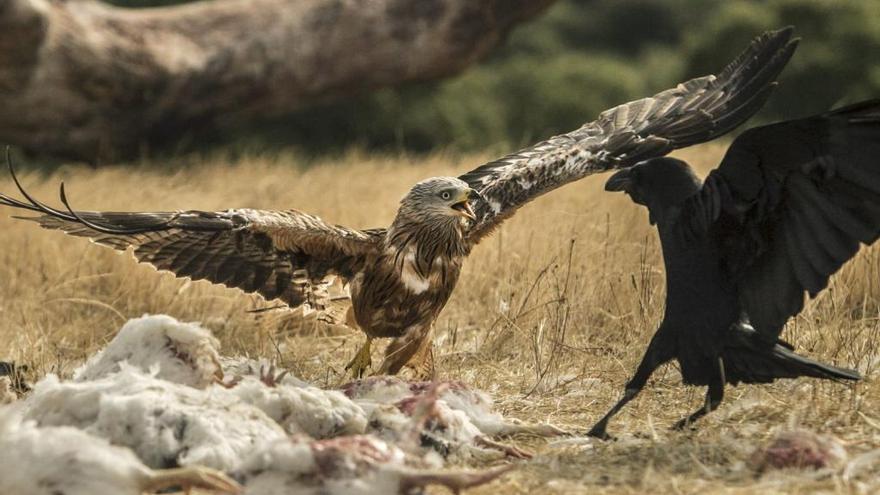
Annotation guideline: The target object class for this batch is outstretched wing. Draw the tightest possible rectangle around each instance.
[681,99,880,342]
[0,171,384,310]
[459,27,798,243]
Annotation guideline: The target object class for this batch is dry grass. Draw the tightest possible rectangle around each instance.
[2,143,880,493]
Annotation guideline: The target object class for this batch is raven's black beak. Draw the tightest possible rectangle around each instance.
[604,169,632,192]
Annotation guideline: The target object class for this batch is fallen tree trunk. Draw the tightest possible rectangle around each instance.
[0,0,553,162]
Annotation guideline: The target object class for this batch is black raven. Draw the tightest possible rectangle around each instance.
[591,99,880,439]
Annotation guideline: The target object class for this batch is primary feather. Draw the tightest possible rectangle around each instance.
[23,208,382,311]
[460,27,797,242]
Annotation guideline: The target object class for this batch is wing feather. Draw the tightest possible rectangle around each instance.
[460,27,798,243]
[6,202,383,310]
[682,99,880,342]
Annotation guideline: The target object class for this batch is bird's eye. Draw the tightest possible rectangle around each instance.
[440,191,452,200]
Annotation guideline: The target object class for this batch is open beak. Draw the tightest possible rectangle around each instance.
[604,169,633,192]
[451,188,478,221]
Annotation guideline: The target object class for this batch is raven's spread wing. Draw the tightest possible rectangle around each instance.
[0,173,383,310]
[459,27,798,243]
[683,100,880,342]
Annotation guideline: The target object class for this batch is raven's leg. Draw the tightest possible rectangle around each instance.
[672,357,726,430]
[586,387,640,440]
[587,333,673,440]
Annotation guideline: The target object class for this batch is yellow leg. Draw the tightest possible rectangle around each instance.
[405,340,435,380]
[377,325,432,376]
[345,337,373,378]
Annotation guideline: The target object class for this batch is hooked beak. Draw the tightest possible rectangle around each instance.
[451,188,479,221]
[604,169,633,192]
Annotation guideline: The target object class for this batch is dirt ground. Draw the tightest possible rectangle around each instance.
[1,142,878,494]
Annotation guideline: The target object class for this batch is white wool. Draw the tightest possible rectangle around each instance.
[433,405,483,445]
[344,377,564,438]
[436,386,507,435]
[0,408,153,495]
[234,435,508,494]
[75,314,222,389]
[439,386,566,437]
[342,376,413,417]
[366,401,484,462]
[355,385,486,461]
[24,367,285,471]
[362,404,418,446]
[234,436,406,495]
[345,378,491,435]
[230,377,367,438]
[235,439,318,494]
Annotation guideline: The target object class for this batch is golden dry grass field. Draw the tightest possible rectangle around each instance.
[1,143,880,494]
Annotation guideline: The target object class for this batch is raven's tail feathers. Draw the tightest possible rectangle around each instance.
[723,341,860,384]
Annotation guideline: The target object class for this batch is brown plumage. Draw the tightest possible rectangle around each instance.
[0,28,797,378]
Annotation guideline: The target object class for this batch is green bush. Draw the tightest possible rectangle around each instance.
[684,0,880,121]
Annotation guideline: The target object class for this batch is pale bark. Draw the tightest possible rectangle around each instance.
[0,0,553,162]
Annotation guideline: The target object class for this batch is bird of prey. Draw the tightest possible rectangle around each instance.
[0,28,797,379]
[593,99,880,439]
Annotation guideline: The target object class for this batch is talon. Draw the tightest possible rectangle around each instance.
[344,338,373,378]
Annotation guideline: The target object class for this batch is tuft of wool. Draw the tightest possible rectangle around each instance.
[75,315,223,388]
[229,377,367,438]
[367,400,485,462]
[235,435,405,495]
[353,381,525,461]
[25,366,285,471]
[343,376,565,450]
[0,408,240,495]
[0,410,162,495]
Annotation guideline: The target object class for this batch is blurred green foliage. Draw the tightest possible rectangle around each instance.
[113,0,880,154]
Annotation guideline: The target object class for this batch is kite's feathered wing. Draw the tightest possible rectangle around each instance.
[17,207,384,310]
[460,27,798,243]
